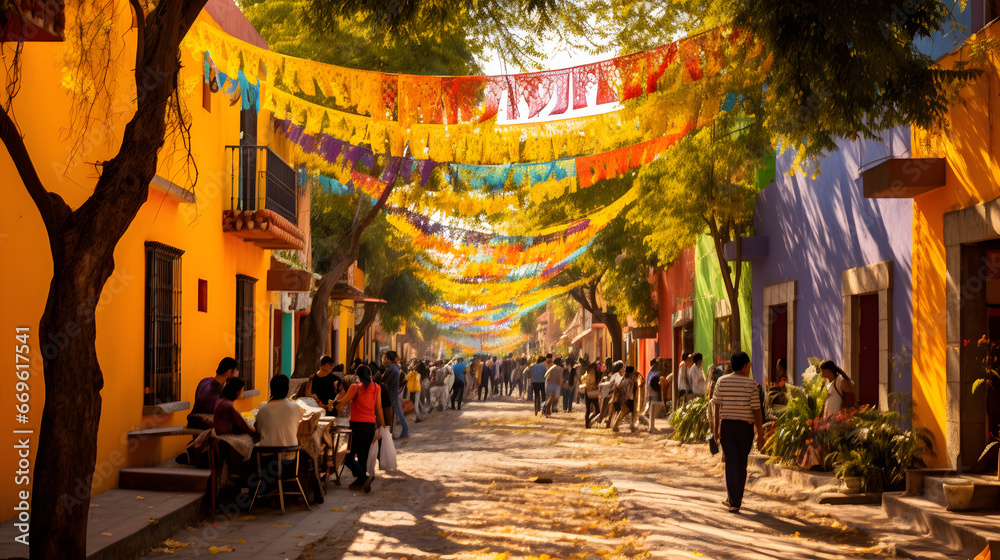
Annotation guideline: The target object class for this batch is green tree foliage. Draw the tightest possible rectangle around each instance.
[727,0,979,163]
[634,88,771,352]
[308,0,706,70]
[311,185,438,359]
[520,306,545,336]
[240,0,483,75]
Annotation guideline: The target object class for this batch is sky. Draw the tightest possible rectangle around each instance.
[479,43,621,125]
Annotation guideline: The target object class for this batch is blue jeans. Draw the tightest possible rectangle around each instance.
[561,387,575,412]
[391,397,409,437]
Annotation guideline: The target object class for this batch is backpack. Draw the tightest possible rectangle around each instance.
[612,375,630,402]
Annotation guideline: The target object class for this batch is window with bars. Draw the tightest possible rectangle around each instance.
[144,242,183,406]
[235,274,257,390]
[714,316,733,367]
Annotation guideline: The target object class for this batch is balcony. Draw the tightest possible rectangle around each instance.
[223,146,306,251]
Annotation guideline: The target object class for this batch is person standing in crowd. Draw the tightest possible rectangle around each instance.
[688,353,706,398]
[304,356,341,416]
[333,364,385,493]
[542,357,564,416]
[677,352,692,400]
[711,352,765,514]
[646,358,664,431]
[561,357,578,412]
[598,361,624,427]
[407,362,424,422]
[821,360,855,418]
[479,356,492,401]
[529,356,548,415]
[581,362,602,429]
[451,357,467,410]
[511,357,526,398]
[383,351,409,439]
[469,357,482,399]
[501,355,515,396]
[612,366,641,433]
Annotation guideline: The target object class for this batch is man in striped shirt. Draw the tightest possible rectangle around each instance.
[711,351,764,513]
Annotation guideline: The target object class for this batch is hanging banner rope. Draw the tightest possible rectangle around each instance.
[183,21,738,126]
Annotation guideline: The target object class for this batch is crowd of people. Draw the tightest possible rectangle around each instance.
[181,347,855,517]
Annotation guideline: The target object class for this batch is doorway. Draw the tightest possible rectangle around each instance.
[769,304,788,385]
[272,309,284,376]
[857,294,880,408]
[673,323,693,375]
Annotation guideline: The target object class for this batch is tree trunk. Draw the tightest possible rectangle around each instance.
[708,219,744,355]
[2,3,215,556]
[292,256,352,378]
[294,184,395,378]
[31,250,113,559]
[347,303,380,366]
[601,312,625,361]
[569,281,624,362]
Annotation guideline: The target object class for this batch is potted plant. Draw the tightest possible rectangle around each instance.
[834,449,872,494]
[973,335,1000,479]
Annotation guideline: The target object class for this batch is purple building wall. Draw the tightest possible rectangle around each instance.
[751,128,913,393]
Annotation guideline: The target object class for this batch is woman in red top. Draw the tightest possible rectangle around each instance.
[333,364,385,492]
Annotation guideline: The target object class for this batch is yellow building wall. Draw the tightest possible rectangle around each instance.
[911,22,1000,466]
[0,7,293,521]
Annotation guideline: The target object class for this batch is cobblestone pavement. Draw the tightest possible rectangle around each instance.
[144,396,951,560]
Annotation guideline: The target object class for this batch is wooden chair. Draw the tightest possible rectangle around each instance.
[249,446,310,513]
[325,427,352,486]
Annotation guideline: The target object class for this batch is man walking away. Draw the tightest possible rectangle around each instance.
[711,352,765,514]
[529,355,548,415]
[383,351,409,439]
[561,357,578,412]
[502,355,515,396]
[451,357,467,410]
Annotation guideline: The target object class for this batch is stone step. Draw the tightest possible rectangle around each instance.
[748,453,839,490]
[923,475,980,509]
[119,466,211,493]
[883,491,1000,559]
[0,489,205,560]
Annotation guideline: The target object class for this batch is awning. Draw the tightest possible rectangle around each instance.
[629,326,659,339]
[861,157,946,198]
[571,328,592,345]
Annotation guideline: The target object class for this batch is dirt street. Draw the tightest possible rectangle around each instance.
[291,396,942,560]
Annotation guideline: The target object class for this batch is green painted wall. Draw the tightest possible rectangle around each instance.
[694,234,753,368]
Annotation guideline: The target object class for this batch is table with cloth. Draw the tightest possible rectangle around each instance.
[189,399,335,502]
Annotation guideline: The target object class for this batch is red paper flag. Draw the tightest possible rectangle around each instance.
[571,64,598,110]
[616,54,645,101]
[398,75,444,127]
[646,42,678,93]
[442,76,487,124]
[595,61,619,105]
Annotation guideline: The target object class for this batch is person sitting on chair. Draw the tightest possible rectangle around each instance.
[304,356,341,416]
[188,357,238,429]
[213,378,257,439]
[257,374,325,504]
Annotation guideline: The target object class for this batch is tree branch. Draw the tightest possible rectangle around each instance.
[129,0,145,87]
[0,105,71,259]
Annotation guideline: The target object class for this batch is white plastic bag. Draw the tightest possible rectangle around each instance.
[366,436,379,475]
[378,426,397,470]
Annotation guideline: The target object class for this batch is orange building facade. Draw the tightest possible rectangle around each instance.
[910,19,1000,469]
[0,1,314,522]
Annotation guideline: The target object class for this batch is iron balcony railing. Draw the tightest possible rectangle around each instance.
[225,145,298,226]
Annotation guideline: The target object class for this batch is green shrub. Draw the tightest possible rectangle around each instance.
[763,362,827,466]
[669,396,710,443]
